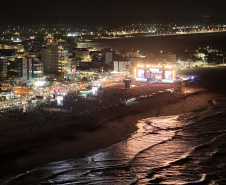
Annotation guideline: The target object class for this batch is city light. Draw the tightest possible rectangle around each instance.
[1,6,226,184]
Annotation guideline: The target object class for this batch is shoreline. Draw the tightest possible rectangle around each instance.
[0,86,223,178]
[87,30,226,41]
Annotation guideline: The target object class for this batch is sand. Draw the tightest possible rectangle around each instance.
[0,84,223,177]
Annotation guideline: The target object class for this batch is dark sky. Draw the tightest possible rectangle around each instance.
[1,0,226,25]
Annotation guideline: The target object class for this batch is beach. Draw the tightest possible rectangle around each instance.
[0,80,223,178]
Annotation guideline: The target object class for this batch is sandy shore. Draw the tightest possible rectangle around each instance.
[0,85,223,177]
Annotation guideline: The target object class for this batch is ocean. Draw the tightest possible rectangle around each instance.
[78,32,226,55]
[1,97,226,184]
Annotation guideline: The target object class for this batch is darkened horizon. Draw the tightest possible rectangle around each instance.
[0,0,226,26]
[1,15,222,27]
[1,0,226,17]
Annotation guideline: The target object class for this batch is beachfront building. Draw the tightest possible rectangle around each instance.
[112,60,131,81]
[114,60,130,72]
[105,51,113,65]
[75,48,91,62]
[102,48,115,65]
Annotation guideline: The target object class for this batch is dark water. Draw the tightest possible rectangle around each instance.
[1,98,226,185]
[79,32,226,54]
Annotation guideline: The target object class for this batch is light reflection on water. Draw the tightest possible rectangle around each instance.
[43,115,184,184]
[2,110,226,184]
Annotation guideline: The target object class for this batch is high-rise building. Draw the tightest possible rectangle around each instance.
[22,55,44,81]
[31,57,44,80]
[102,48,115,65]
[58,45,70,74]
[0,58,8,78]
[105,52,113,65]
[22,58,32,80]
[41,42,70,75]
[41,42,59,74]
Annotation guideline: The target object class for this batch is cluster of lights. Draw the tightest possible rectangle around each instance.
[14,89,30,94]
[0,83,10,86]
[16,86,30,89]
[79,84,87,88]
[57,92,67,96]
[137,64,172,69]
[172,70,176,80]
[137,64,144,68]
[134,68,137,78]
[146,65,163,68]
[164,65,172,69]
[33,81,45,87]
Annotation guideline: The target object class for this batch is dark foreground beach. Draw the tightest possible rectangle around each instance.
[0,67,225,180]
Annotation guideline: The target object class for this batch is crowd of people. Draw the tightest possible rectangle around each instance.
[0,81,181,137]
[65,82,180,115]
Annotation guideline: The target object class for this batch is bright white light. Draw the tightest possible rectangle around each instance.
[56,96,63,106]
[165,71,172,80]
[34,81,45,87]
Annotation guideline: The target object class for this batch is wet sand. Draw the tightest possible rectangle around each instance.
[0,85,223,177]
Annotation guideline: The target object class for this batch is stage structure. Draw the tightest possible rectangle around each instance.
[134,64,176,83]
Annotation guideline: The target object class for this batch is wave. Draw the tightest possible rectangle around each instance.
[2,107,226,184]
[0,169,36,185]
[126,134,176,167]
[128,111,226,184]
[183,174,208,185]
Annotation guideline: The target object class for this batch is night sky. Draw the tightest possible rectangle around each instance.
[1,0,226,25]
